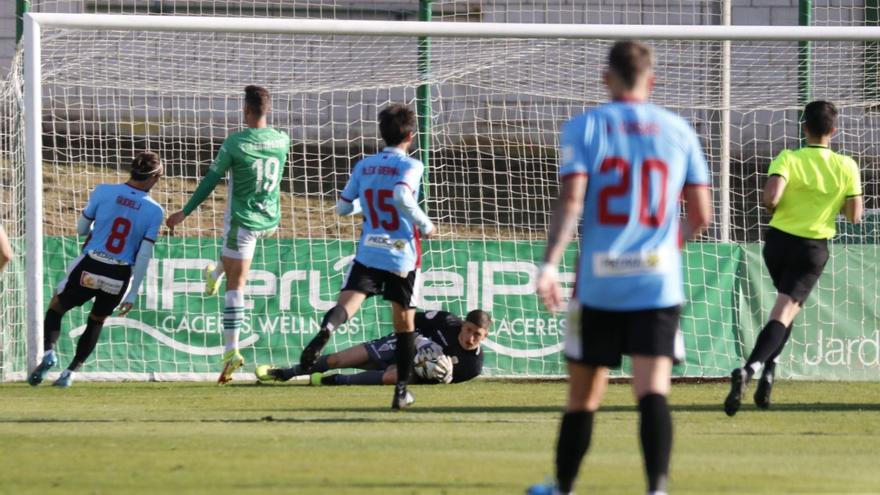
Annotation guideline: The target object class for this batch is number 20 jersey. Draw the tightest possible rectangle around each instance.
[81,183,164,265]
[340,147,425,274]
[559,101,711,311]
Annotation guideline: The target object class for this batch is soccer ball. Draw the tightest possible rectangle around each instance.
[413,352,454,384]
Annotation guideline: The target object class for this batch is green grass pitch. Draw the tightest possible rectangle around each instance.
[1,380,878,494]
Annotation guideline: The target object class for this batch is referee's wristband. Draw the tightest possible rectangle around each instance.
[538,263,558,278]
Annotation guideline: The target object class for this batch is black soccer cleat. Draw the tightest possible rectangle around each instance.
[299,328,331,373]
[391,387,415,411]
[754,366,775,410]
[724,367,749,417]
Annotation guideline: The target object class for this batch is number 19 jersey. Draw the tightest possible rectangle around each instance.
[81,183,164,265]
[211,127,290,231]
[559,101,711,311]
[340,147,425,274]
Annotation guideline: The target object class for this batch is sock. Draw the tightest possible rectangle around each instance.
[69,317,104,371]
[320,305,348,333]
[639,394,672,494]
[212,262,224,280]
[43,308,63,351]
[331,370,385,386]
[764,323,792,376]
[394,331,416,392]
[223,290,245,353]
[285,356,331,379]
[744,320,787,377]
[555,410,594,493]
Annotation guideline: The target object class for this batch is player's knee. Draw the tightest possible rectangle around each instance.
[225,289,245,308]
[87,313,108,324]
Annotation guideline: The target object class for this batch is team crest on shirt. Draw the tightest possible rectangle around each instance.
[592,249,671,277]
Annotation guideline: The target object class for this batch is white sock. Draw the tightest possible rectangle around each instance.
[647,491,668,495]
[212,262,225,280]
[223,290,245,353]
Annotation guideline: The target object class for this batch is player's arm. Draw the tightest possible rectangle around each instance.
[117,239,154,316]
[682,185,712,241]
[392,162,435,236]
[762,175,787,215]
[336,166,363,216]
[167,142,231,232]
[842,159,863,224]
[78,186,100,236]
[0,225,12,273]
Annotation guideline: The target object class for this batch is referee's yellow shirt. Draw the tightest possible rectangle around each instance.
[768,145,862,239]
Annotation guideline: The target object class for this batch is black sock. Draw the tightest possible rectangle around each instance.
[331,370,385,386]
[69,317,104,371]
[320,305,348,333]
[286,355,331,379]
[763,323,792,376]
[394,332,416,392]
[43,308,63,351]
[555,410,594,493]
[744,320,787,377]
[638,394,672,494]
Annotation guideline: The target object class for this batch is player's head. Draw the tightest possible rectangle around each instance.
[802,100,837,139]
[244,85,271,120]
[129,151,163,190]
[378,103,417,148]
[459,309,492,351]
[604,41,655,100]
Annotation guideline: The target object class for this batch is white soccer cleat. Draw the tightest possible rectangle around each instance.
[204,263,224,296]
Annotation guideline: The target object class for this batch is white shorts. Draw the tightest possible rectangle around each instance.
[221,218,276,260]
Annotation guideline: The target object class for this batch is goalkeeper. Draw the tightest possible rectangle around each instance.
[256,309,491,385]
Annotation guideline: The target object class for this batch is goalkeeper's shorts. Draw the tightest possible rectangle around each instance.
[565,304,684,367]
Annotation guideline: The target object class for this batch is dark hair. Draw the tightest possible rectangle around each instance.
[378,103,417,146]
[607,41,654,89]
[244,85,271,117]
[130,151,162,181]
[465,309,492,331]
[803,100,837,137]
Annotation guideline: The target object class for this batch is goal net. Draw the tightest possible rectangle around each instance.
[3,10,879,381]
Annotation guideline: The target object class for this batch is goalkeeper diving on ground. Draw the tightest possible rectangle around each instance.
[256,309,491,385]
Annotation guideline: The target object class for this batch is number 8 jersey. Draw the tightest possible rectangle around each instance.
[81,183,164,265]
[210,127,290,231]
[340,147,426,274]
[560,101,711,311]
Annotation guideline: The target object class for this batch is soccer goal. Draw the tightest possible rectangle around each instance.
[5,13,880,381]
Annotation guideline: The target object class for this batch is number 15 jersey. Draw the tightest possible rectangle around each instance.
[340,147,425,274]
[560,101,711,311]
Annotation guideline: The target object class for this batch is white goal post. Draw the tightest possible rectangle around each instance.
[17,13,880,381]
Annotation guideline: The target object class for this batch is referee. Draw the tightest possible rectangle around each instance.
[725,100,863,416]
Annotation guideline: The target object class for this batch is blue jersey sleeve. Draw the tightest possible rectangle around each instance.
[685,129,711,186]
[559,116,592,180]
[397,160,424,191]
[339,161,362,203]
[82,185,103,220]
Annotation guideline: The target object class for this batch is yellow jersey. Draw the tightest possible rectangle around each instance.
[767,145,861,239]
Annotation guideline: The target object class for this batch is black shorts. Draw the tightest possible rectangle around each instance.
[565,304,683,367]
[763,227,829,304]
[56,254,132,317]
[341,261,419,309]
[364,334,398,368]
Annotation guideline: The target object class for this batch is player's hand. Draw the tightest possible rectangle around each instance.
[536,266,564,313]
[117,302,134,316]
[166,210,186,234]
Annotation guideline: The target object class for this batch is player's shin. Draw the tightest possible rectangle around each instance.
[394,331,416,390]
[43,308,63,352]
[300,306,347,371]
[555,410,594,494]
[69,316,105,371]
[328,370,385,385]
[744,320,788,377]
[638,394,672,494]
[223,290,245,353]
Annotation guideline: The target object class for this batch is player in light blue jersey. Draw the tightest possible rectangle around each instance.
[28,152,164,388]
[299,103,435,410]
[529,42,712,495]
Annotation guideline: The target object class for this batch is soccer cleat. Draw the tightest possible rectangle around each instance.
[754,366,775,410]
[309,372,323,387]
[391,387,415,410]
[299,328,331,373]
[218,350,245,385]
[254,364,280,382]
[525,485,556,495]
[53,371,73,388]
[204,263,223,296]
[28,351,58,386]
[724,367,749,417]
